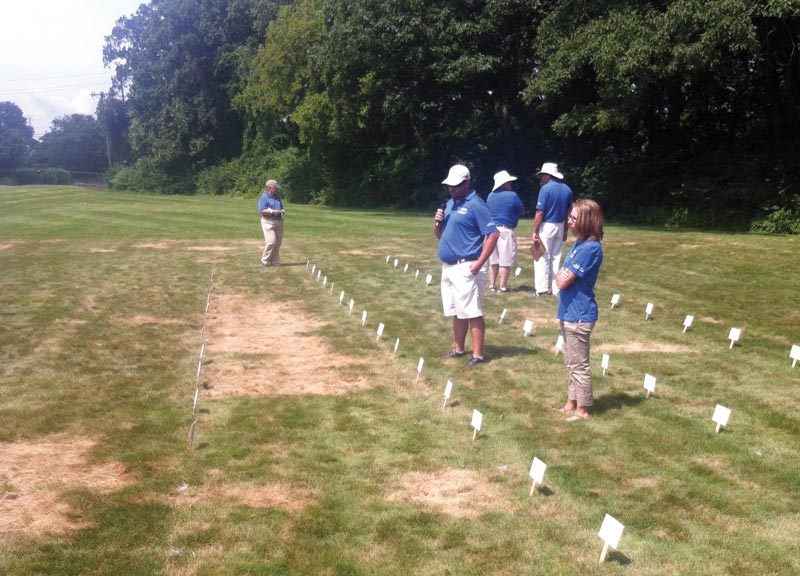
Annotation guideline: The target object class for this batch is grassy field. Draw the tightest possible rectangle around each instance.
[1,185,799,575]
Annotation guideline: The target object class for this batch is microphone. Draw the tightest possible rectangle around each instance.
[435,201,447,228]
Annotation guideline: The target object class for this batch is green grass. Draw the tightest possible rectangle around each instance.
[1,185,799,575]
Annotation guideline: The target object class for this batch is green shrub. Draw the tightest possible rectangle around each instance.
[109,158,192,194]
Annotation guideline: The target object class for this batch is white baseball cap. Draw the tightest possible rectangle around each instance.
[441,164,471,186]
[492,170,518,191]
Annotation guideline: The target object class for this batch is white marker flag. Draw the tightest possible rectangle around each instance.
[529,457,547,495]
[598,514,624,562]
[415,270,420,280]
[316,270,321,281]
[361,310,368,327]
[555,334,564,356]
[311,264,316,274]
[499,308,507,324]
[712,404,731,432]
[425,274,433,286]
[790,344,800,367]
[523,319,534,337]
[393,259,399,268]
[611,294,620,308]
[443,380,453,409]
[415,357,424,383]
[349,299,355,314]
[514,267,522,277]
[394,338,400,355]
[386,255,391,263]
[683,315,694,333]
[323,276,327,288]
[728,327,741,348]
[376,322,385,341]
[643,374,657,397]
[602,353,610,375]
[471,409,483,433]
[403,263,409,273]
[645,302,654,319]
[339,290,345,304]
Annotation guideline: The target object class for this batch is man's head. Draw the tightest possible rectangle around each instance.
[265,179,281,196]
[442,165,471,201]
[536,162,563,185]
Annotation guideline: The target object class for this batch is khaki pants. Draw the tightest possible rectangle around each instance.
[561,320,595,408]
[261,218,283,265]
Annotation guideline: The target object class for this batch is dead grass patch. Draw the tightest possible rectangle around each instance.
[0,242,17,250]
[169,474,312,512]
[0,436,131,536]
[386,468,509,518]
[89,248,117,253]
[186,246,234,252]
[123,315,186,326]
[203,294,371,397]
[598,341,694,354]
[133,242,171,249]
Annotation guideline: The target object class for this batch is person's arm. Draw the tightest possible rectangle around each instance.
[470,231,500,275]
[556,267,577,291]
[532,210,544,243]
[434,206,445,238]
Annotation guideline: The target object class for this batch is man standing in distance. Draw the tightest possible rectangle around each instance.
[532,162,573,296]
[258,179,285,267]
[434,165,500,366]
[487,170,526,293]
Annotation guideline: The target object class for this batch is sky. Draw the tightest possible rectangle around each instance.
[0,0,146,138]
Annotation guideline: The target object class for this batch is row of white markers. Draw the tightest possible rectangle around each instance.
[305,256,629,563]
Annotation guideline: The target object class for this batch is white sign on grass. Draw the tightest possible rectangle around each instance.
[403,263,409,273]
[415,270,420,280]
[471,409,483,441]
[499,308,507,324]
[361,310,368,327]
[643,374,657,398]
[386,255,391,263]
[349,299,355,314]
[307,259,310,268]
[415,357,424,383]
[514,267,522,277]
[597,514,624,563]
[728,327,742,349]
[376,322,385,341]
[394,338,400,355]
[645,302,654,320]
[425,274,433,286]
[601,353,610,375]
[339,290,345,304]
[523,319,534,337]
[311,264,316,274]
[529,457,547,496]
[330,282,334,295]
[316,270,321,281]
[611,294,621,308]
[323,276,327,288]
[683,314,694,333]
[712,404,731,433]
[791,344,800,367]
[393,259,399,268]
[443,380,453,409]
[555,334,564,356]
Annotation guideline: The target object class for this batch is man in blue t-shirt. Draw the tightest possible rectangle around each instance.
[258,179,286,266]
[434,165,499,366]
[487,170,526,293]
[532,162,573,296]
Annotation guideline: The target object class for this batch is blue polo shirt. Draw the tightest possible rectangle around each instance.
[438,190,497,264]
[557,240,603,323]
[258,193,284,219]
[487,189,526,228]
[536,180,573,223]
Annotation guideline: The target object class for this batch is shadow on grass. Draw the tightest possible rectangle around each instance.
[592,392,644,416]
[484,344,539,360]
[606,550,632,566]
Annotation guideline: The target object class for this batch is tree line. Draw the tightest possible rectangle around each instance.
[3,0,799,232]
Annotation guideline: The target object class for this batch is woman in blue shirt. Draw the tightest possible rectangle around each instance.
[555,199,604,421]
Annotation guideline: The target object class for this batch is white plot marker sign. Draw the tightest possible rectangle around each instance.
[611,294,621,309]
[425,274,433,286]
[514,267,522,277]
[499,308,508,324]
[393,258,399,269]
[394,338,400,355]
[316,270,322,281]
[339,290,345,304]
[311,264,316,274]
[415,270,420,280]
[643,374,657,398]
[376,322,385,342]
[443,380,453,409]
[645,302,654,320]
[349,299,355,314]
[523,319,534,337]
[554,334,564,356]
[330,282,334,295]
[602,354,610,376]
[471,409,483,441]
[386,255,391,263]
[712,404,732,433]
[403,263,409,273]
[415,357,424,383]
[791,344,800,367]
[598,514,624,563]
[728,327,742,349]
[529,457,547,496]
[361,310,368,327]
[322,276,327,288]
[683,315,694,334]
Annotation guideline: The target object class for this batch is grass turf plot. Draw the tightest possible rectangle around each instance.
[1,185,799,575]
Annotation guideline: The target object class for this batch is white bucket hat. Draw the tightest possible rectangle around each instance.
[536,162,564,180]
[492,170,518,192]
[442,164,471,186]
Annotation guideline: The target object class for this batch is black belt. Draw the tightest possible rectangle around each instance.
[446,258,477,265]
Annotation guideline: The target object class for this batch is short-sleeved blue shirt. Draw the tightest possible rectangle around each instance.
[258,193,284,219]
[557,240,603,323]
[487,189,526,228]
[438,190,497,264]
[535,180,573,223]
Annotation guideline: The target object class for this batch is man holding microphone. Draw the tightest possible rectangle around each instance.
[434,165,499,366]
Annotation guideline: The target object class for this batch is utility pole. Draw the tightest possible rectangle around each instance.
[91,91,113,169]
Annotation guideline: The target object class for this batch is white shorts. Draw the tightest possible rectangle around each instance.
[489,226,517,267]
[441,261,487,319]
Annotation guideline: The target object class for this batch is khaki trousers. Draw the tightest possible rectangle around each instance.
[561,320,595,408]
[261,218,283,265]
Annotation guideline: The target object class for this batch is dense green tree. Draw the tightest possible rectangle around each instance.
[33,115,108,173]
[0,101,34,174]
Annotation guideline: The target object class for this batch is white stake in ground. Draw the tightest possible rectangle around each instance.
[311,264,316,274]
[386,255,390,263]
[515,267,522,277]
[349,299,355,314]
[415,357,424,384]
[376,322,385,342]
[790,344,800,367]
[307,259,310,268]
[330,282,334,295]
[339,290,345,304]
[316,270,321,281]
[361,310,368,327]
[728,327,741,349]
[188,419,198,447]
[683,314,694,334]
[499,308,508,324]
[443,380,453,409]
[645,302,654,320]
[597,514,624,563]
[425,274,433,286]
[643,374,657,398]
[712,404,731,433]
[403,263,409,273]
[529,457,547,496]
[322,276,327,288]
[554,334,564,356]
[523,319,534,337]
[394,338,400,356]
[415,270,420,280]
[602,353,610,375]
[471,409,483,441]
[393,258,399,269]
[611,294,621,309]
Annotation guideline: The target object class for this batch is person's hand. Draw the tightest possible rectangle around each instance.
[533,233,540,244]
[469,262,481,275]
[435,208,444,225]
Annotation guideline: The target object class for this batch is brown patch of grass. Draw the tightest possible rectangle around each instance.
[133,242,171,249]
[185,246,234,252]
[122,315,186,326]
[0,436,131,536]
[0,242,18,250]
[597,341,694,354]
[168,473,313,512]
[386,468,509,518]
[89,248,117,253]
[203,294,372,397]
[699,316,722,324]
